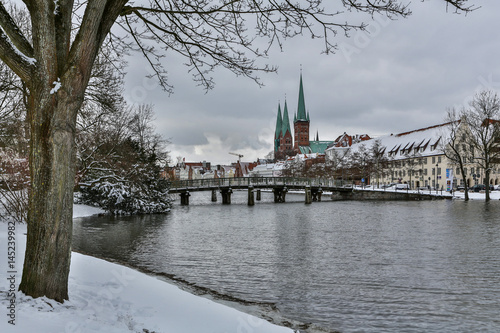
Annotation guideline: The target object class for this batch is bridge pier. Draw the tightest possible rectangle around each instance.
[220,188,233,204]
[312,187,323,202]
[273,187,288,203]
[256,189,261,201]
[305,186,312,204]
[248,186,255,206]
[180,191,191,205]
[211,189,217,202]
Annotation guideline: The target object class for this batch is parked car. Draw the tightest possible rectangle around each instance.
[470,184,494,192]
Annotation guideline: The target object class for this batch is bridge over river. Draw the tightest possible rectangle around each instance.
[167,177,450,205]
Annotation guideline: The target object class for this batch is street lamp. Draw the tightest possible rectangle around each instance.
[435,163,439,194]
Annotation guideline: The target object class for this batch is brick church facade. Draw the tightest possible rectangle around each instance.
[274,73,333,160]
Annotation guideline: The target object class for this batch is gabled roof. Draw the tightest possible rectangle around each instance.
[338,122,452,160]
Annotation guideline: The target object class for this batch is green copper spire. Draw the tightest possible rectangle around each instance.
[296,72,307,121]
[282,100,291,135]
[275,103,283,138]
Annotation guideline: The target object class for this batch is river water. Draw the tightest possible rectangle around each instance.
[72,191,500,333]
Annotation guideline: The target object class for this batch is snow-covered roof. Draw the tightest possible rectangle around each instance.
[338,122,452,160]
[293,153,325,161]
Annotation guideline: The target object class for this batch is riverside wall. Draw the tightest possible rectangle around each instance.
[330,190,447,201]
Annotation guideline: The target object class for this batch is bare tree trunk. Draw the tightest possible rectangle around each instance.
[19,86,80,302]
[485,169,491,201]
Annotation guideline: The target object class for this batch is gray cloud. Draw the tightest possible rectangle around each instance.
[124,1,500,164]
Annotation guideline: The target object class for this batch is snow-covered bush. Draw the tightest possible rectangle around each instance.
[76,137,170,214]
[78,178,170,215]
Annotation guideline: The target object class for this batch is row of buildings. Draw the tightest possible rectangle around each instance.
[330,121,500,190]
[162,159,263,180]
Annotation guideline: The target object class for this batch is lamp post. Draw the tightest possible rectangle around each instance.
[435,163,439,194]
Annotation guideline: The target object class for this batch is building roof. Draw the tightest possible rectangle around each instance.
[282,100,292,135]
[299,140,334,154]
[337,122,452,160]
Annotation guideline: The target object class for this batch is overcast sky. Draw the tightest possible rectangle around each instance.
[122,1,500,165]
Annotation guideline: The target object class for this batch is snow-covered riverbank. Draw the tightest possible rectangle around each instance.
[1,205,293,333]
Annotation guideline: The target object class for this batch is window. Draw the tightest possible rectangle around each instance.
[432,156,436,164]
[437,168,441,175]
[432,168,435,175]
[424,169,428,176]
[438,156,441,163]
[456,168,461,175]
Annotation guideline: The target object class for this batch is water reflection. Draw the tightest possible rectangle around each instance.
[73,192,500,332]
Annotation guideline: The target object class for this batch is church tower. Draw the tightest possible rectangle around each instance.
[293,72,310,152]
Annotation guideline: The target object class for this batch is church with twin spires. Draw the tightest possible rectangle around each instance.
[274,73,333,160]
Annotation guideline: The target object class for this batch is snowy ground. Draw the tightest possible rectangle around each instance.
[0,204,294,333]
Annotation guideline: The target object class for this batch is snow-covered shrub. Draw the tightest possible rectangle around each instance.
[76,138,170,214]
[78,178,170,215]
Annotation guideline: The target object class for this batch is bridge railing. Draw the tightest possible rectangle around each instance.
[167,177,342,190]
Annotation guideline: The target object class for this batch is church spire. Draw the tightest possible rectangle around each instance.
[296,72,307,122]
[282,100,291,135]
[275,103,283,138]
[274,103,283,153]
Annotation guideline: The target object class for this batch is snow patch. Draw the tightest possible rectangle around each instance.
[73,204,105,218]
[50,78,61,94]
[0,26,36,66]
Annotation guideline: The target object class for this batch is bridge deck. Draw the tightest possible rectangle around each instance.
[167,177,340,193]
[166,177,450,200]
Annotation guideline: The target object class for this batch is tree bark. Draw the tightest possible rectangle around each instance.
[19,82,81,302]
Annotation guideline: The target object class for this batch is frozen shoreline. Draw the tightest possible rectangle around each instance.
[0,204,294,333]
